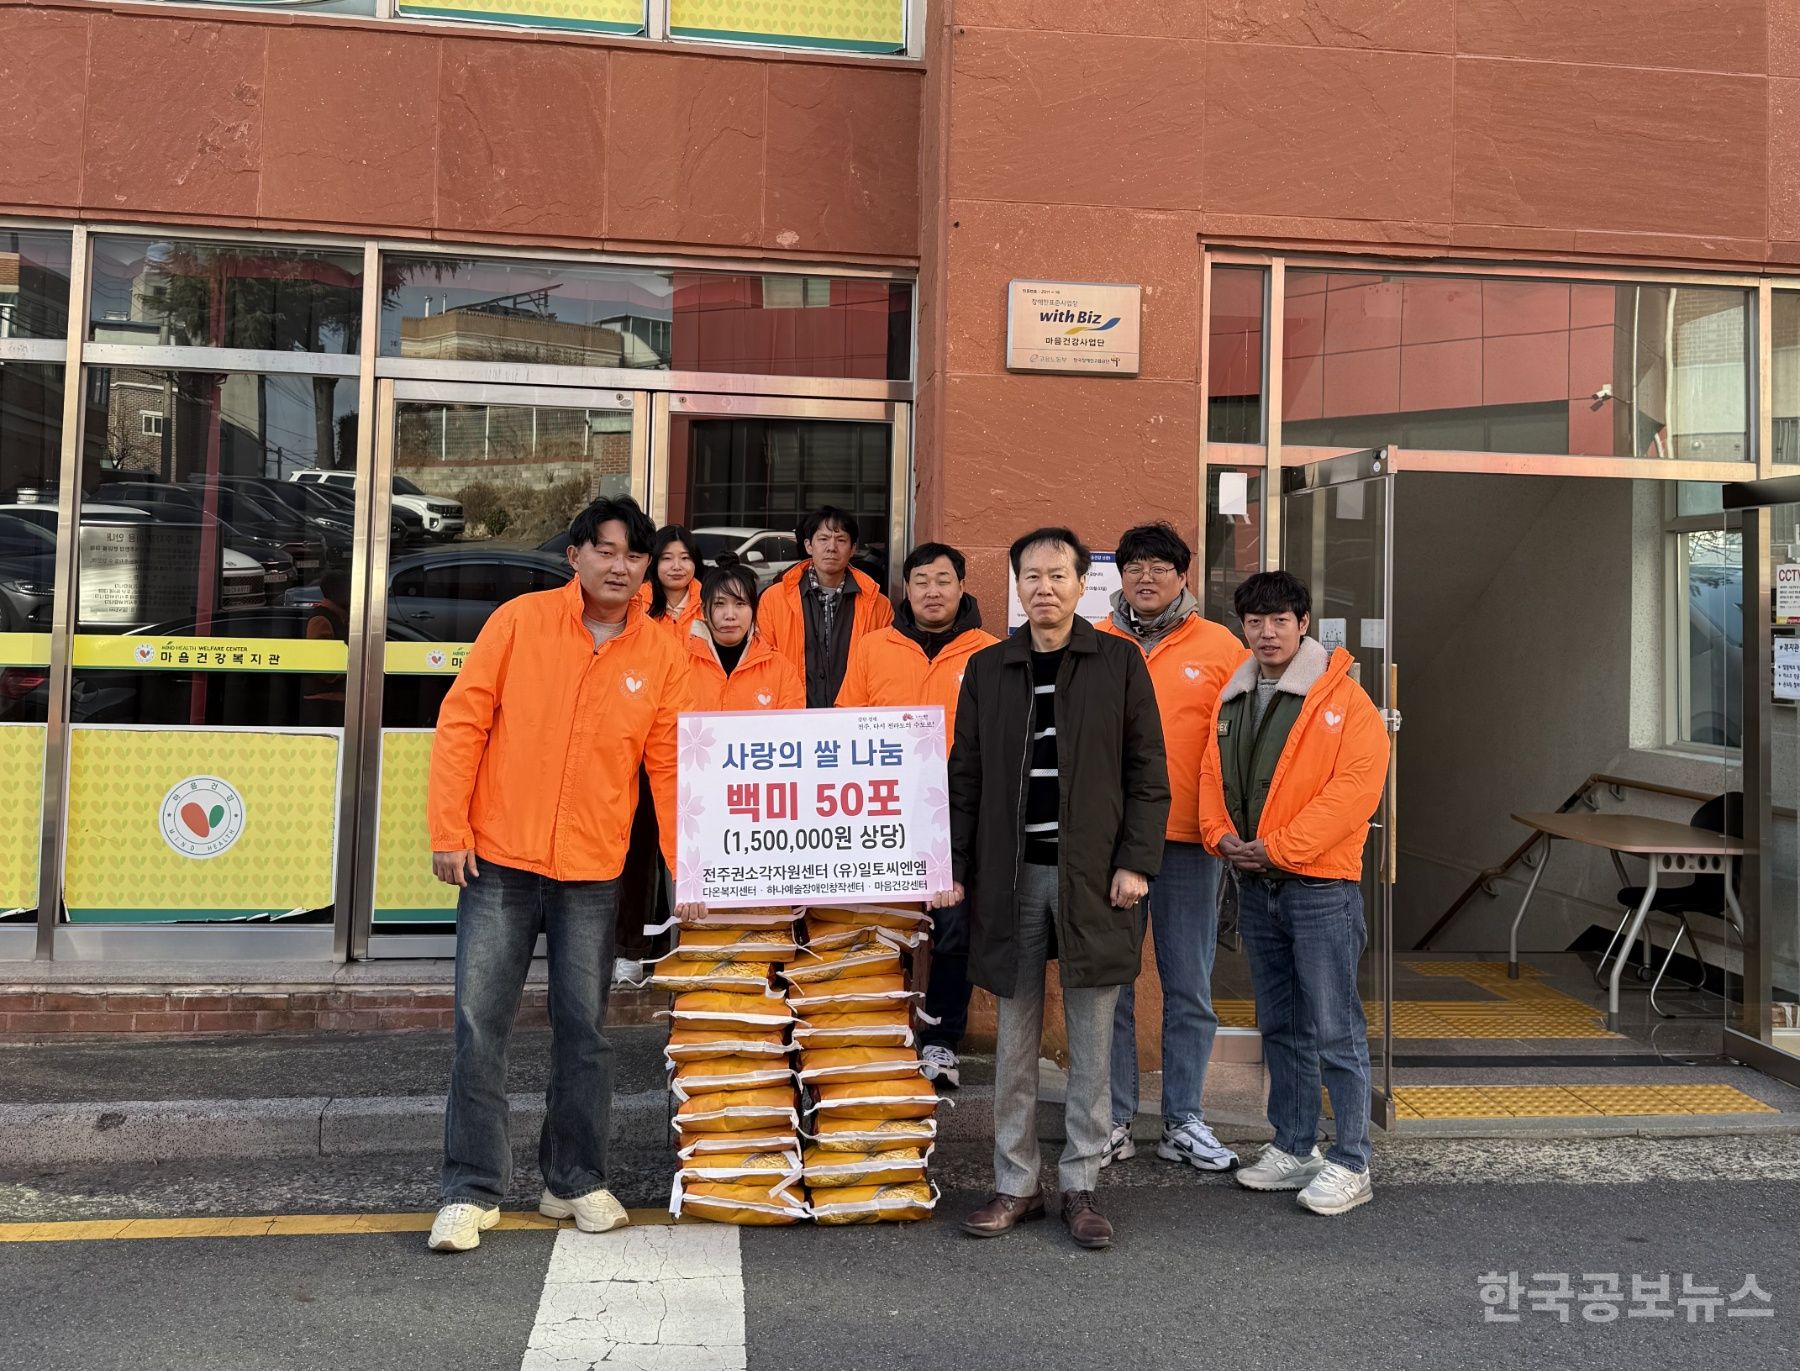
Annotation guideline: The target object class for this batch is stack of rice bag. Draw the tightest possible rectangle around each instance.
[656,907,809,1226]
[788,904,940,1225]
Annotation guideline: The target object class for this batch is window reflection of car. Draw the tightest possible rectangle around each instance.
[1687,564,1744,748]
[292,471,464,542]
[0,514,56,631]
[288,546,573,643]
[99,478,318,586]
[217,476,420,546]
[690,527,804,589]
[0,503,268,615]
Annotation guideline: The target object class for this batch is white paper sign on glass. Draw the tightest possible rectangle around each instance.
[1777,564,1800,623]
[676,706,951,908]
[1775,637,1800,702]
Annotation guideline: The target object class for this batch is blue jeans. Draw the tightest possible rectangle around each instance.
[441,860,620,1207]
[1237,875,1371,1172]
[1110,841,1221,1125]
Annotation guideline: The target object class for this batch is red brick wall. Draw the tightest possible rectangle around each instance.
[0,0,922,262]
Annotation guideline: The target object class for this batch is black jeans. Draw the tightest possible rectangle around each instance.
[921,898,972,1050]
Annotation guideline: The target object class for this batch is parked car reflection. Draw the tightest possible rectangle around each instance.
[288,545,573,643]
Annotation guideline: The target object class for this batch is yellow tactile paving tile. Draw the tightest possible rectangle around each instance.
[1393,1084,1779,1120]
[1402,961,1541,980]
[0,1208,677,1245]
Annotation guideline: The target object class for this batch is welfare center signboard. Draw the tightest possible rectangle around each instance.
[1006,280,1142,375]
[676,707,950,908]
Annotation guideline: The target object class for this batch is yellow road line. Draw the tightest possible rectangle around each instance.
[0,1208,678,1244]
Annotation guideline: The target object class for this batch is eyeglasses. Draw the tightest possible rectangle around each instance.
[1121,561,1178,578]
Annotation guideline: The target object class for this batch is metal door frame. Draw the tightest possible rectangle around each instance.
[1280,447,1401,1129]
[351,378,651,959]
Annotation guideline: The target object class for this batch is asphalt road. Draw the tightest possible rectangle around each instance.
[7,1136,1800,1371]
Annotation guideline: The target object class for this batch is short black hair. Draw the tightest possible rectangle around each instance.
[1233,570,1311,621]
[701,561,761,619]
[647,524,703,619]
[903,541,966,581]
[568,494,654,554]
[1009,526,1090,579]
[797,505,859,547]
[1114,522,1192,576]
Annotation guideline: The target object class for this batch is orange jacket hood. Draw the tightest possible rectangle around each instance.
[834,622,999,740]
[1198,640,1389,880]
[1098,610,1249,843]
[684,625,805,712]
[428,577,689,880]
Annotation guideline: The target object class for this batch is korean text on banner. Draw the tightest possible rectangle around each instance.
[676,707,950,908]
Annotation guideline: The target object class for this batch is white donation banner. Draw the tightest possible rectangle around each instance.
[675,706,951,908]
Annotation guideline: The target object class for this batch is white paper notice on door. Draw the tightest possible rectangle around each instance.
[1218,471,1249,517]
[1777,564,1800,623]
[1776,637,1800,702]
[1317,618,1347,651]
[1359,618,1387,650]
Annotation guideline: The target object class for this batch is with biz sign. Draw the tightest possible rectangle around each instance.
[1006,280,1142,376]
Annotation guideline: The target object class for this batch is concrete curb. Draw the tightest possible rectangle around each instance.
[0,1089,672,1167]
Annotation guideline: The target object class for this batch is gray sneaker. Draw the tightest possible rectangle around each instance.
[1296,1161,1373,1216]
[1234,1143,1325,1192]
[1099,1120,1137,1169]
[1157,1117,1239,1172]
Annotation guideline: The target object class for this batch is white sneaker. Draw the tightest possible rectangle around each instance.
[611,957,643,989]
[1234,1143,1325,1192]
[1156,1116,1239,1172]
[920,1044,961,1089]
[1297,1160,1373,1216]
[428,1202,499,1253]
[539,1187,630,1234]
[1099,1120,1137,1169]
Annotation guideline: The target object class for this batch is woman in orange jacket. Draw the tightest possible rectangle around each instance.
[638,525,705,640]
[684,560,805,712]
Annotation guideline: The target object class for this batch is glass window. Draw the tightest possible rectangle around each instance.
[1674,526,1744,749]
[665,414,892,588]
[1281,271,1750,461]
[381,255,913,380]
[0,362,63,922]
[1774,292,1800,464]
[395,0,639,30]
[1207,266,1264,442]
[669,0,904,52]
[1202,465,1263,634]
[0,230,73,340]
[89,237,363,352]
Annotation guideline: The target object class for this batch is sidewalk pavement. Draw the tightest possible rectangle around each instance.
[4,1025,1800,1169]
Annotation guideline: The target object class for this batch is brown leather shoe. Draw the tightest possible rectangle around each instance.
[960,1191,1046,1237]
[1061,1190,1113,1249]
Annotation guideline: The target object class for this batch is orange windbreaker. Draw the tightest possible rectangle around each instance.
[429,577,689,880]
[834,623,998,738]
[1099,609,1249,844]
[635,582,703,640]
[758,563,894,678]
[684,627,805,712]
[1197,644,1390,880]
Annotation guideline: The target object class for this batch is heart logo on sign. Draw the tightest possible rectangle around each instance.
[427,650,446,669]
[623,673,644,694]
[134,644,154,663]
[756,692,772,706]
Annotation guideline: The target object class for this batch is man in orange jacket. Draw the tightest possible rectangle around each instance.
[837,541,998,1087]
[1097,522,1249,1173]
[758,505,893,707]
[425,495,694,1254]
[1198,571,1389,1217]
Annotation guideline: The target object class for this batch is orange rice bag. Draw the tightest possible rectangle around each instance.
[807,1116,938,1152]
[664,1027,792,1062]
[674,1180,808,1226]
[674,1085,800,1134]
[808,1180,936,1225]
[810,1078,938,1120]
[673,926,799,963]
[792,1011,915,1050]
[797,1047,924,1087]
[801,1145,930,1188]
[785,975,917,1014]
[663,990,793,1029]
[672,1055,795,1098]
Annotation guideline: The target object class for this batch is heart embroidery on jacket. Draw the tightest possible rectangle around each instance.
[1324,709,1343,728]
[624,674,644,694]
[1183,666,1200,680]
[756,692,772,706]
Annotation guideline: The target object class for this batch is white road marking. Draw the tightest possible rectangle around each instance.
[520,1223,747,1371]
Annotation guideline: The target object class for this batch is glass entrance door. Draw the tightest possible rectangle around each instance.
[1281,448,1400,1128]
[352,380,648,955]
[654,394,909,595]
